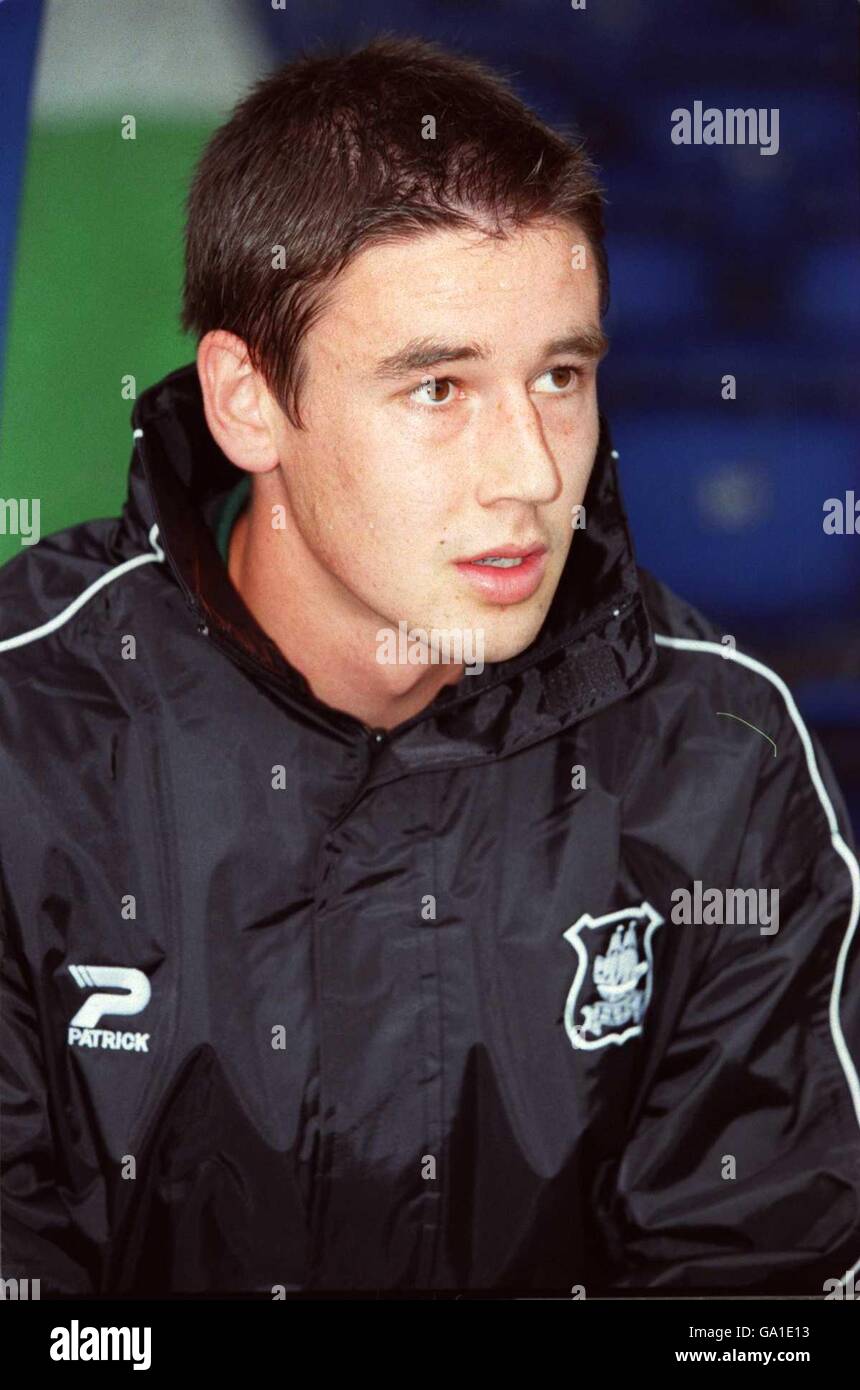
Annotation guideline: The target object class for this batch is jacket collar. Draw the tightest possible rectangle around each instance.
[118,362,656,766]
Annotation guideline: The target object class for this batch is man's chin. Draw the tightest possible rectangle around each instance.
[378,593,550,674]
[477,610,548,666]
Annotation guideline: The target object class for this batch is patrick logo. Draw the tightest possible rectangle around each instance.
[563,902,663,1050]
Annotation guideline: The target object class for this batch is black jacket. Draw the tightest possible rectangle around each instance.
[2,362,859,1296]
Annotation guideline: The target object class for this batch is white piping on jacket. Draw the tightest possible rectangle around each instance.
[0,522,164,653]
[655,631,860,1287]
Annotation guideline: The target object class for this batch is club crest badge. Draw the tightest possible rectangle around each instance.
[563,902,664,1050]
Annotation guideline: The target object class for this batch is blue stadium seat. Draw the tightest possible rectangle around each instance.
[613,412,860,621]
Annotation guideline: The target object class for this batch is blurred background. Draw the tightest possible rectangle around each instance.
[1,0,858,829]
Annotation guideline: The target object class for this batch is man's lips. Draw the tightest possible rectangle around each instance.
[455,543,547,563]
[454,544,548,604]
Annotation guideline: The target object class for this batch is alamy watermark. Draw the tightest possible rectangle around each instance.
[671,881,779,936]
[0,1277,40,1299]
[50,1321,151,1371]
[376,621,484,675]
[671,102,779,156]
[0,497,40,546]
[823,491,860,534]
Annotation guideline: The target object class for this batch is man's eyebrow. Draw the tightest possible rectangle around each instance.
[544,328,610,362]
[372,338,488,379]
[371,327,609,380]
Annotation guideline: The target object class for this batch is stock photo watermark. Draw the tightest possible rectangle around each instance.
[0,497,40,546]
[671,101,780,156]
[376,621,485,675]
[670,881,779,935]
[50,1322,151,1371]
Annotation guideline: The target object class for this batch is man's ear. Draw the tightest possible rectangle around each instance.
[196,330,282,474]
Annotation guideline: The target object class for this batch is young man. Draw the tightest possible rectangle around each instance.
[1,37,858,1298]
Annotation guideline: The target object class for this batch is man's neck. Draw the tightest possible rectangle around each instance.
[227,481,464,731]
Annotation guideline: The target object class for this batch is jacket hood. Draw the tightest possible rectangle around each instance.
[115,361,656,764]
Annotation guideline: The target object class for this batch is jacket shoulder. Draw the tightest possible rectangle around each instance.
[636,564,811,764]
[0,519,119,646]
[637,565,728,646]
[636,565,852,843]
[639,564,769,689]
[0,519,175,829]
[0,518,166,676]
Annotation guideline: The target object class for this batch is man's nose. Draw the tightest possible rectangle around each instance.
[474,389,562,508]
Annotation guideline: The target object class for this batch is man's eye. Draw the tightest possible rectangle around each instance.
[409,375,457,407]
[533,364,583,394]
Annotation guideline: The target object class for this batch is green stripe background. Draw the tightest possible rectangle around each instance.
[1,120,212,566]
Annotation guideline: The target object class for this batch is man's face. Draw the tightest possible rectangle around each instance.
[265,219,605,665]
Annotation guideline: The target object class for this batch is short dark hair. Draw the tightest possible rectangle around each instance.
[181,34,608,428]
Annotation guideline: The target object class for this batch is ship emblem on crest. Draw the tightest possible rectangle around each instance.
[563,902,664,1050]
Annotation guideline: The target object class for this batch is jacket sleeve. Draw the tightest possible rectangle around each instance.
[604,671,860,1295]
[0,881,100,1296]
